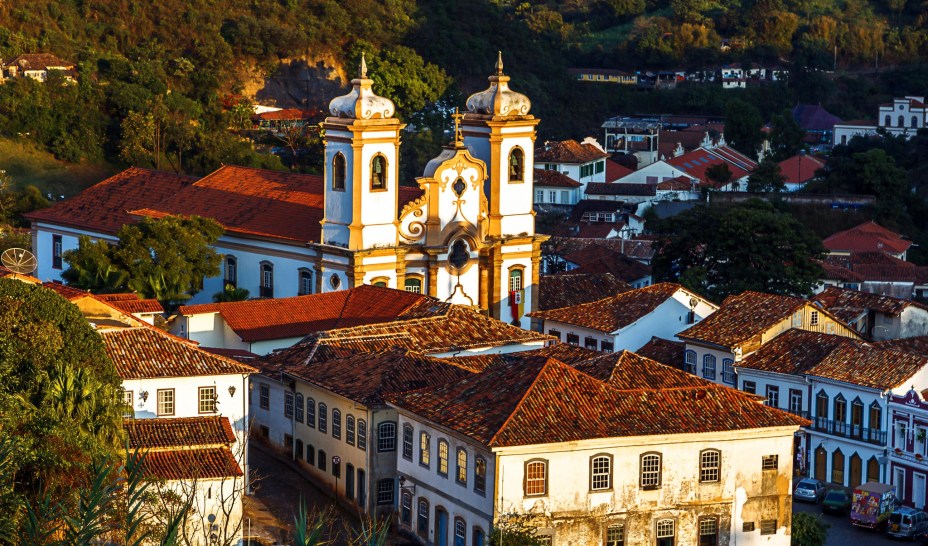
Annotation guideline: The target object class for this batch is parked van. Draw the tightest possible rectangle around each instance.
[851,482,897,529]
[888,507,928,539]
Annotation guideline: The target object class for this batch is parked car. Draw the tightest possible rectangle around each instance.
[822,490,851,514]
[795,479,826,503]
[888,507,928,539]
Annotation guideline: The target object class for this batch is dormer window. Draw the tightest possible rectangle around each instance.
[508,148,524,183]
[371,154,387,191]
[332,153,346,191]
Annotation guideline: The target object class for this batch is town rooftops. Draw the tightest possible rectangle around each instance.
[6,53,75,70]
[636,336,686,368]
[572,350,716,389]
[823,221,911,256]
[141,449,243,481]
[535,139,609,164]
[778,154,825,185]
[605,160,633,182]
[179,285,442,343]
[812,286,926,323]
[94,293,164,315]
[387,354,807,448]
[124,416,236,449]
[101,327,257,379]
[677,291,808,349]
[561,245,652,283]
[533,168,582,188]
[538,273,632,311]
[737,329,863,376]
[530,282,700,333]
[585,182,656,197]
[0,264,40,283]
[666,147,755,186]
[252,108,316,122]
[24,168,198,235]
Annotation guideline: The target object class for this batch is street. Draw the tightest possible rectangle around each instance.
[793,499,900,546]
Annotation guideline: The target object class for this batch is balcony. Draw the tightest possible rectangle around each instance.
[811,417,887,446]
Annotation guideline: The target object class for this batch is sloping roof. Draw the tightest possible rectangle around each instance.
[875,336,928,355]
[585,183,656,197]
[573,350,715,389]
[568,199,626,222]
[142,448,243,480]
[677,291,807,348]
[817,259,865,282]
[657,176,696,191]
[538,273,632,311]
[101,327,257,379]
[636,336,686,368]
[387,355,806,448]
[24,168,198,235]
[808,344,928,390]
[823,221,911,255]
[95,293,164,315]
[530,283,689,333]
[7,53,74,70]
[813,286,924,322]
[180,285,441,343]
[124,416,236,449]
[778,154,825,185]
[605,160,633,182]
[562,245,652,283]
[792,104,842,132]
[533,169,582,188]
[526,342,605,364]
[738,329,863,375]
[821,252,928,284]
[535,140,609,164]
[130,165,324,243]
[666,147,753,186]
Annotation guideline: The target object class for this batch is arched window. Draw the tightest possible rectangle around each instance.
[401,492,412,525]
[884,115,892,127]
[306,398,316,428]
[508,147,524,183]
[590,454,612,491]
[851,398,864,432]
[294,393,304,423]
[867,456,880,483]
[449,240,469,271]
[358,419,367,450]
[898,115,905,127]
[371,154,387,190]
[832,448,845,485]
[224,256,237,287]
[298,268,313,295]
[404,276,423,293]
[306,444,315,466]
[834,395,847,423]
[698,517,718,546]
[640,452,662,489]
[721,358,735,384]
[318,403,327,433]
[454,518,466,546]
[509,268,523,292]
[913,116,920,129]
[370,276,389,288]
[438,439,450,476]
[524,459,547,496]
[456,448,468,485]
[345,463,355,500]
[346,415,356,446]
[816,391,829,420]
[417,498,429,538]
[420,432,431,467]
[332,409,342,439]
[702,354,716,380]
[656,519,674,546]
[260,261,273,298]
[379,422,397,452]
[473,528,485,546]
[870,402,882,432]
[700,449,721,483]
[332,153,346,191]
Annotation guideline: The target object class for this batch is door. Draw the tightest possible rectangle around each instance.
[815,447,827,481]
[895,467,907,500]
[436,508,449,546]
[849,454,862,489]
[915,473,926,509]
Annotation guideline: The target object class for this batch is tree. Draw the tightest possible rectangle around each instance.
[748,159,787,192]
[724,99,764,159]
[791,512,829,546]
[769,109,804,161]
[489,515,548,546]
[213,284,250,303]
[706,163,734,189]
[62,236,130,293]
[651,200,825,301]
[346,42,451,117]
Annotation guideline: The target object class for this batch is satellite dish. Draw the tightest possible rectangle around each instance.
[1,248,37,275]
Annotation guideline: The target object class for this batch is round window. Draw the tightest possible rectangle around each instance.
[448,240,469,271]
[330,274,341,289]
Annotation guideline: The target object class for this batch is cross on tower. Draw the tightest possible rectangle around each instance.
[452,108,464,147]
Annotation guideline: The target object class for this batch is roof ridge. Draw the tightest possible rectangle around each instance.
[487,357,558,446]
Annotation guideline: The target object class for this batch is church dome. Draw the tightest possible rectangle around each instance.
[465,52,531,117]
[328,55,396,120]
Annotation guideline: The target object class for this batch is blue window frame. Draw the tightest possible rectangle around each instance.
[702,355,716,380]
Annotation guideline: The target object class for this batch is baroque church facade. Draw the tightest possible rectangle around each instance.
[315,55,545,327]
[27,56,546,328]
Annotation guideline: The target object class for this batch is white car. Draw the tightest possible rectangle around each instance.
[794,478,826,503]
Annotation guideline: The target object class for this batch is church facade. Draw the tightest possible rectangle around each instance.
[26,56,546,328]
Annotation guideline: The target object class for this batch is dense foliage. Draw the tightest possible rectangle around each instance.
[790,512,829,546]
[0,279,124,538]
[651,199,826,301]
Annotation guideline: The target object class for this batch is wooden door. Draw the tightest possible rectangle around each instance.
[815,447,827,481]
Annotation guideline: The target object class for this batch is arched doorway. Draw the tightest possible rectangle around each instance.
[832,449,845,485]
[435,507,449,546]
[867,456,881,483]
[849,453,862,489]
[815,446,827,481]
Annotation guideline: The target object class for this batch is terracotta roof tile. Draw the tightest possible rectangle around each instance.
[252,108,315,121]
[142,448,242,480]
[387,355,807,447]
[0,265,40,283]
[666,147,753,186]
[545,237,655,263]
[530,283,691,332]
[533,169,582,188]
[528,343,605,364]
[124,416,236,449]
[546,222,619,239]
[813,286,923,322]
[808,344,928,390]
[677,291,807,348]
[585,183,656,197]
[561,246,651,283]
[636,336,686,368]
[573,350,716,389]
[538,273,632,311]
[535,140,609,164]
[102,328,256,379]
[738,329,863,375]
[875,336,928,355]
[24,168,198,235]
[179,285,442,343]
[95,293,164,315]
[605,160,633,182]
[6,53,74,70]
[778,154,825,185]
[823,221,911,255]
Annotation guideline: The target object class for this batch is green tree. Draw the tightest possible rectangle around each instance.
[748,159,787,192]
[652,200,825,301]
[769,109,804,161]
[791,512,829,546]
[213,284,250,303]
[62,236,130,293]
[724,99,764,159]
[706,163,734,189]
[346,42,451,117]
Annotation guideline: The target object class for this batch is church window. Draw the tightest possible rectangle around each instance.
[332,153,346,191]
[298,269,313,295]
[371,154,387,190]
[405,276,423,293]
[449,240,469,271]
[330,274,341,289]
[453,178,466,197]
[508,148,524,183]
[260,262,274,298]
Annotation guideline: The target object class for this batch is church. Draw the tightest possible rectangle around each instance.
[26,55,546,328]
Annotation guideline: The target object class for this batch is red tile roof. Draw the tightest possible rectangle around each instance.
[546,222,619,239]
[778,154,825,185]
[562,246,651,283]
[677,291,807,349]
[387,355,806,447]
[24,168,198,235]
[179,285,441,343]
[131,165,324,243]
[605,159,633,182]
[573,350,716,389]
[666,147,753,186]
[808,344,928,390]
[142,448,243,480]
[124,416,236,449]
[0,264,40,283]
[823,221,911,255]
[737,329,863,376]
[657,176,696,191]
[813,286,924,322]
[538,273,632,311]
[584,183,656,197]
[530,282,693,332]
[535,140,609,164]
[533,169,581,188]
[95,293,164,315]
[6,53,75,70]
[101,327,256,379]
[635,336,686,368]
[875,336,928,355]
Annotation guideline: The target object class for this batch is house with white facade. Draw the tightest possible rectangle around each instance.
[823,221,912,261]
[720,65,746,88]
[534,138,609,192]
[533,168,583,206]
[832,96,927,145]
[677,291,862,388]
[529,283,717,352]
[613,142,756,192]
[27,55,548,329]
[386,350,807,546]
[3,53,76,82]
[813,286,928,340]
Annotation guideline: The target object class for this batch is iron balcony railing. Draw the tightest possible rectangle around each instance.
[811,417,887,446]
